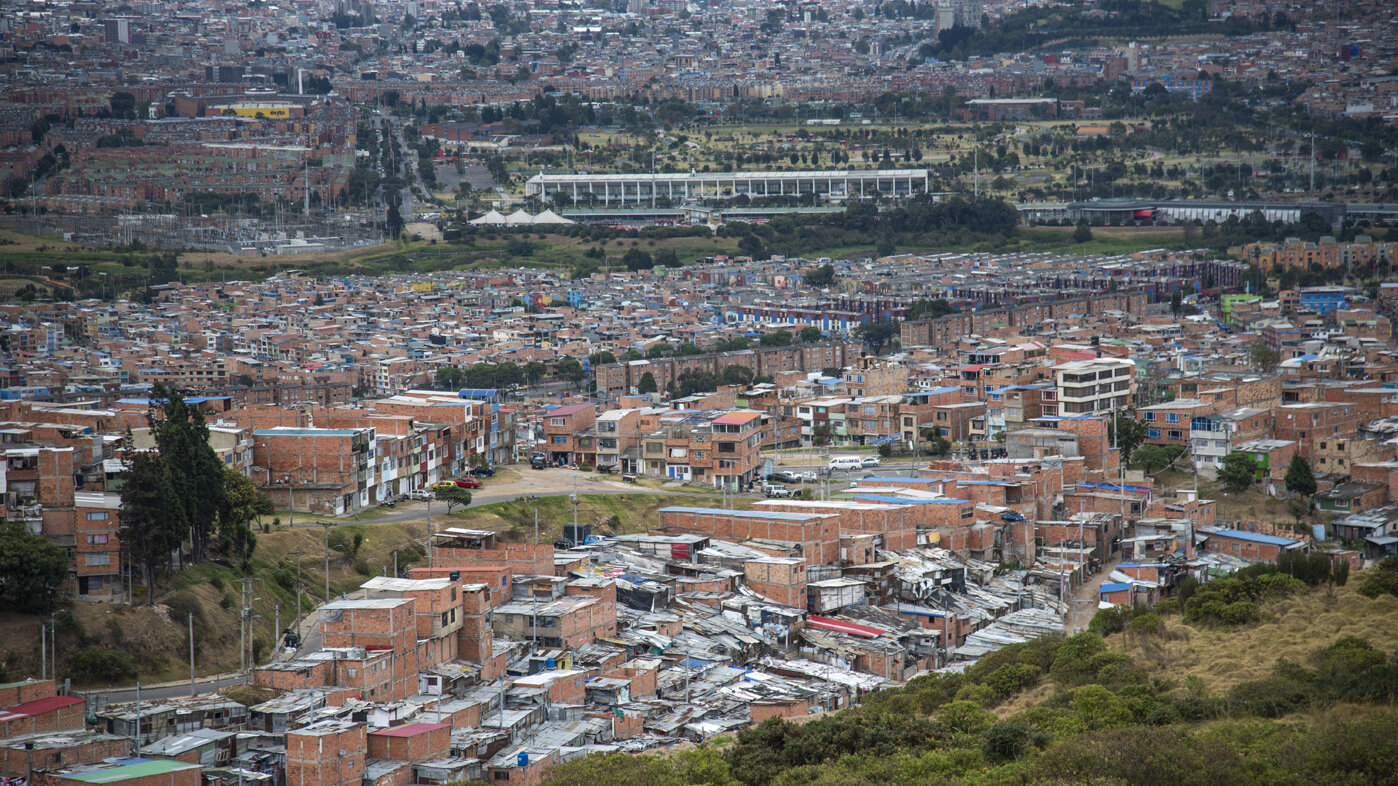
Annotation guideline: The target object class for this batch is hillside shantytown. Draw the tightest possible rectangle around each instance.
[2,241,1397,781]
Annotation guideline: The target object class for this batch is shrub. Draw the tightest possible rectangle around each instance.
[1049,633,1107,686]
[1127,612,1163,637]
[982,721,1030,762]
[67,648,136,684]
[1228,676,1313,718]
[1357,557,1398,599]
[983,663,1043,699]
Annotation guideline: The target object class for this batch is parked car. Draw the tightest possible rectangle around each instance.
[431,480,458,492]
[763,483,794,498]
[530,452,549,469]
[861,456,881,468]
[408,489,432,501]
[828,456,863,471]
[766,470,802,484]
[455,477,482,489]
[795,471,819,483]
[469,466,496,477]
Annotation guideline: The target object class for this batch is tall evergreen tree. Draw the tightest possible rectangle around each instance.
[1285,454,1317,497]
[148,383,225,561]
[120,448,185,602]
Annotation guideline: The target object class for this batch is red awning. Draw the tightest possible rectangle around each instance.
[806,616,885,638]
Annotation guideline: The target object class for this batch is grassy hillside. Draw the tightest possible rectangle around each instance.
[0,492,719,687]
[540,567,1398,786]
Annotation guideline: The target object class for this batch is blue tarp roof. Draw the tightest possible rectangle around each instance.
[1099,582,1133,593]
[1209,529,1301,547]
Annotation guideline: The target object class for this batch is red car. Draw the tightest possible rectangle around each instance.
[454,477,482,489]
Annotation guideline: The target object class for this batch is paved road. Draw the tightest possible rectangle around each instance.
[88,673,250,705]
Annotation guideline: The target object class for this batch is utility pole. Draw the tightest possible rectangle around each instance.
[40,624,45,681]
[189,612,196,697]
[1309,132,1316,193]
[321,523,332,603]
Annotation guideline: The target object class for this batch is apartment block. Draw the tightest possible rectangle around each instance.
[252,426,373,515]
[1273,402,1359,459]
[1050,358,1135,416]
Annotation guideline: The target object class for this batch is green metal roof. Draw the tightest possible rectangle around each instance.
[64,759,199,783]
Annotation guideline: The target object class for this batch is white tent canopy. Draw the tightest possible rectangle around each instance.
[469,210,507,225]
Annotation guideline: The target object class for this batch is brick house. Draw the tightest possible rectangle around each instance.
[1204,529,1306,562]
[541,404,596,465]
[286,721,367,786]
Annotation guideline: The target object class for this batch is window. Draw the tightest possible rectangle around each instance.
[86,552,110,566]
[1144,412,1156,422]
[494,773,510,781]
[85,511,110,521]
[1165,413,1179,424]
[551,436,567,444]
[1167,430,1182,440]
[347,667,358,677]
[549,417,565,427]
[1148,429,1160,439]
[86,534,109,545]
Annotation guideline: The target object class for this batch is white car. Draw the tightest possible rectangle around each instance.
[861,456,881,468]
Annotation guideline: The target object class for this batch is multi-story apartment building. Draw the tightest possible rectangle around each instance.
[1273,402,1359,460]
[1189,406,1271,477]
[1050,358,1135,415]
[540,403,596,466]
[842,358,908,398]
[593,408,643,473]
[641,410,764,488]
[252,426,374,515]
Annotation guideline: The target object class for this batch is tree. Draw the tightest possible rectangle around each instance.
[1132,444,1174,473]
[637,371,657,394]
[854,319,899,356]
[523,361,546,386]
[435,365,466,390]
[218,468,270,568]
[1073,219,1093,243]
[720,364,755,387]
[803,263,835,288]
[1170,289,1184,317]
[434,485,472,513]
[120,449,185,602]
[906,299,956,320]
[1110,414,1148,464]
[799,326,824,343]
[1284,455,1317,497]
[760,330,792,347]
[558,357,585,386]
[148,384,224,562]
[673,342,702,356]
[0,520,70,614]
[653,248,680,267]
[621,248,654,271]
[1218,452,1257,493]
[647,343,673,358]
[588,351,616,367]
[1249,341,1280,373]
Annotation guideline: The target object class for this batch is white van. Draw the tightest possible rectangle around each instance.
[828,456,864,471]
